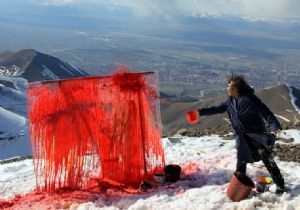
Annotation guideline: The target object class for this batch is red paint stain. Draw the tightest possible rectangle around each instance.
[0,190,104,210]
[26,69,165,192]
[181,162,200,174]
[0,162,202,209]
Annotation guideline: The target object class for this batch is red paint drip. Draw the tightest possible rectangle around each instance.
[27,69,165,192]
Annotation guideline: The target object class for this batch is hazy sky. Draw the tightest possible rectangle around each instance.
[35,0,300,21]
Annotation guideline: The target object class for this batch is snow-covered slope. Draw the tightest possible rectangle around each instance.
[0,129,31,160]
[0,76,31,159]
[0,105,31,159]
[0,106,26,139]
[0,76,27,116]
[288,85,300,115]
[0,133,299,209]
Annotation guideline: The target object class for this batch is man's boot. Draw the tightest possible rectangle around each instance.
[273,175,288,194]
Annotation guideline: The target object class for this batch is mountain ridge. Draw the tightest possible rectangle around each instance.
[0,49,89,82]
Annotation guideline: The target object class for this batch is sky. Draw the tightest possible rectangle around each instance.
[1,0,300,22]
[31,0,300,21]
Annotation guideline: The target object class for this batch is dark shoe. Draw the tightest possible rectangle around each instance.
[275,185,290,194]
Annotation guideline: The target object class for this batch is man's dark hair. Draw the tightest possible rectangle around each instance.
[227,73,252,95]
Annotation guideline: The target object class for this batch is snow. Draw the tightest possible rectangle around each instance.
[280,130,300,144]
[288,85,300,114]
[0,78,27,116]
[0,107,31,159]
[0,76,28,92]
[275,114,290,122]
[1,131,300,209]
[41,65,60,80]
[0,130,31,160]
[60,63,75,76]
[223,117,231,124]
[277,93,288,100]
[0,106,26,139]
[0,65,23,76]
[0,159,35,199]
[61,60,88,76]
[0,76,31,159]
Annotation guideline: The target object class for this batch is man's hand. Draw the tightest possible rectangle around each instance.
[272,129,281,138]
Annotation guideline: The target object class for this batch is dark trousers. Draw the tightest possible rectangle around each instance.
[236,136,284,188]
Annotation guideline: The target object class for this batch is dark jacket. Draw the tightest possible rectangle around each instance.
[198,88,282,163]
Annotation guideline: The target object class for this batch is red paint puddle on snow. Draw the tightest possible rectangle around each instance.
[0,162,201,209]
[181,162,200,174]
[0,190,100,209]
[26,68,165,192]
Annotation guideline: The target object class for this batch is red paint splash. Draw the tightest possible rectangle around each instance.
[26,69,165,192]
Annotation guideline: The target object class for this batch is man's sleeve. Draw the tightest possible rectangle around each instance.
[198,101,227,116]
[253,95,282,131]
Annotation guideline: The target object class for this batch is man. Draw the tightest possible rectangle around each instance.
[191,75,286,194]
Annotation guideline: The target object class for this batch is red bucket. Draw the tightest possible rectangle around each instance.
[186,110,198,124]
[226,172,254,202]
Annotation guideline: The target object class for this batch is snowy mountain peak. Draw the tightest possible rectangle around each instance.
[0,49,89,82]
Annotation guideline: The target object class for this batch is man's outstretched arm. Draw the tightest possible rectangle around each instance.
[198,101,227,116]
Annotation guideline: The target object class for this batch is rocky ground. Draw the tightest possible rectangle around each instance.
[176,122,300,163]
[273,144,300,162]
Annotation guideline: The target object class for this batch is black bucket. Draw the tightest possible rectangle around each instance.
[164,164,181,182]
